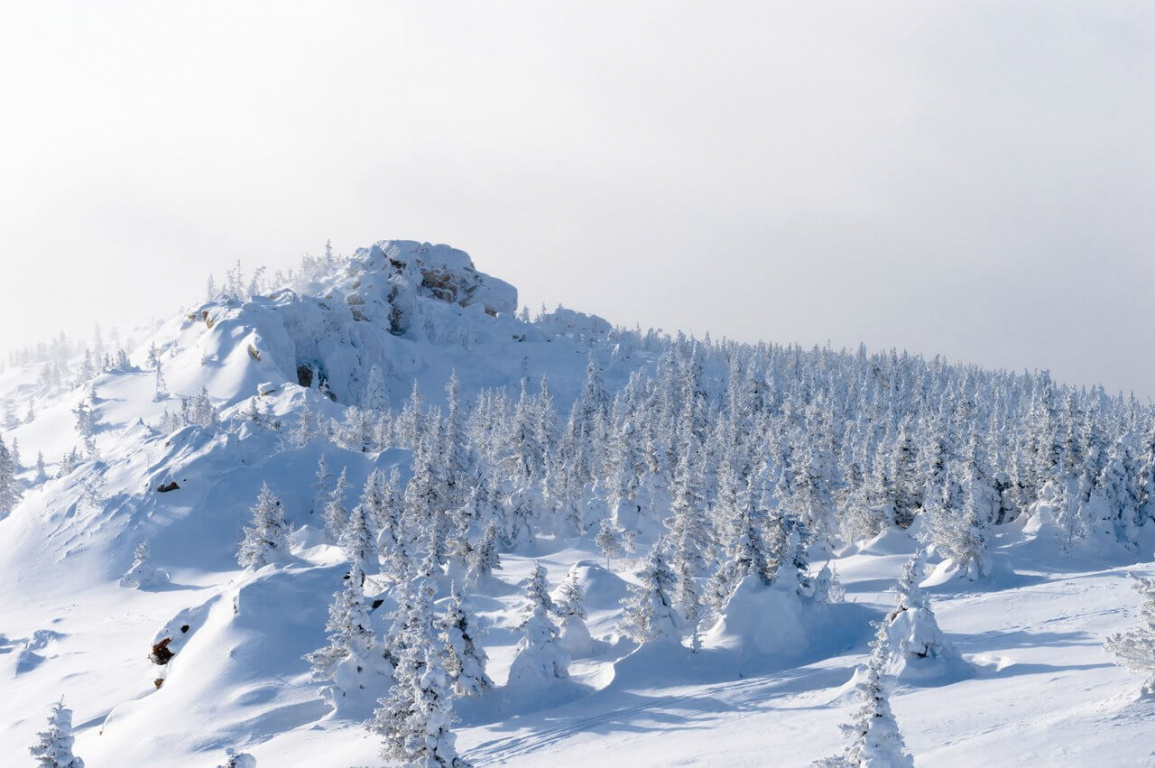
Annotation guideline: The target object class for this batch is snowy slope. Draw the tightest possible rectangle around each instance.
[2,240,1154,768]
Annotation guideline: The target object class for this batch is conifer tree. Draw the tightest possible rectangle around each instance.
[814,622,914,768]
[340,495,380,583]
[322,467,354,544]
[509,569,570,686]
[666,442,709,623]
[30,700,84,768]
[376,467,409,579]
[363,363,390,413]
[304,562,378,697]
[289,396,317,448]
[619,544,680,645]
[215,749,256,768]
[373,569,472,768]
[594,518,621,570]
[779,515,815,597]
[153,359,167,402]
[73,396,96,456]
[556,564,593,657]
[1104,575,1155,696]
[118,539,167,589]
[442,371,475,511]
[313,454,333,514]
[0,436,21,517]
[466,520,502,584]
[813,560,845,603]
[438,582,493,698]
[883,553,955,678]
[521,562,557,621]
[237,484,290,569]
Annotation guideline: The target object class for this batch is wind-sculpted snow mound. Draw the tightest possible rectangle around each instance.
[883,603,971,685]
[87,565,344,766]
[704,577,875,670]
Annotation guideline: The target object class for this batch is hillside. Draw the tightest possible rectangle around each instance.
[2,240,1154,768]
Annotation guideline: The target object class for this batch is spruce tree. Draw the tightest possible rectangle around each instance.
[466,520,502,584]
[814,622,914,768]
[508,573,570,686]
[883,553,955,678]
[595,519,621,569]
[1104,575,1155,696]
[30,700,84,768]
[313,455,334,516]
[376,467,408,580]
[556,564,593,657]
[438,582,493,698]
[237,484,290,569]
[323,464,348,542]
[340,495,380,582]
[304,562,378,696]
[0,436,21,516]
[666,442,709,624]
[521,562,557,621]
[119,539,167,589]
[372,570,472,767]
[215,749,256,768]
[619,544,680,645]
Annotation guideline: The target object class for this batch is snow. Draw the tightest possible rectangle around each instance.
[2,243,1154,767]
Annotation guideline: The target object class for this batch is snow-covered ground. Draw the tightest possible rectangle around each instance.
[2,241,1153,767]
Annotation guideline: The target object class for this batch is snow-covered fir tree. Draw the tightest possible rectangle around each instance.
[521,561,557,620]
[814,622,914,768]
[215,749,256,768]
[153,359,167,402]
[813,560,845,604]
[30,700,84,768]
[118,539,168,589]
[594,518,621,569]
[0,436,20,516]
[466,520,502,584]
[438,582,493,698]
[619,543,681,645]
[304,562,379,701]
[340,491,380,582]
[372,568,472,768]
[1104,574,1155,696]
[883,553,956,679]
[237,484,290,569]
[507,563,569,687]
[313,454,334,515]
[555,563,593,657]
[72,395,96,456]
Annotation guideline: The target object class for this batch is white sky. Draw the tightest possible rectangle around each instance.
[1,2,1152,396]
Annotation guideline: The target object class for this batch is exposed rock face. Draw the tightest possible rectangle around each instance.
[339,241,517,332]
[175,239,610,410]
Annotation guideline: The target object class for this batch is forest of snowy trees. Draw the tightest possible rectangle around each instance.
[8,246,1155,767]
[221,331,1155,765]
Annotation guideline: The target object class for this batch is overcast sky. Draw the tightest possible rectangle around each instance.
[2,2,1152,396]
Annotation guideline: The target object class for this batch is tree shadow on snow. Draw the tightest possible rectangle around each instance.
[974,660,1114,680]
[954,628,1100,652]
[468,688,719,763]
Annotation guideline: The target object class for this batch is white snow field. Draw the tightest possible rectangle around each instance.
[1,241,1154,767]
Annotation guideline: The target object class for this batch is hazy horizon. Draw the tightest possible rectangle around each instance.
[2,2,1152,397]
